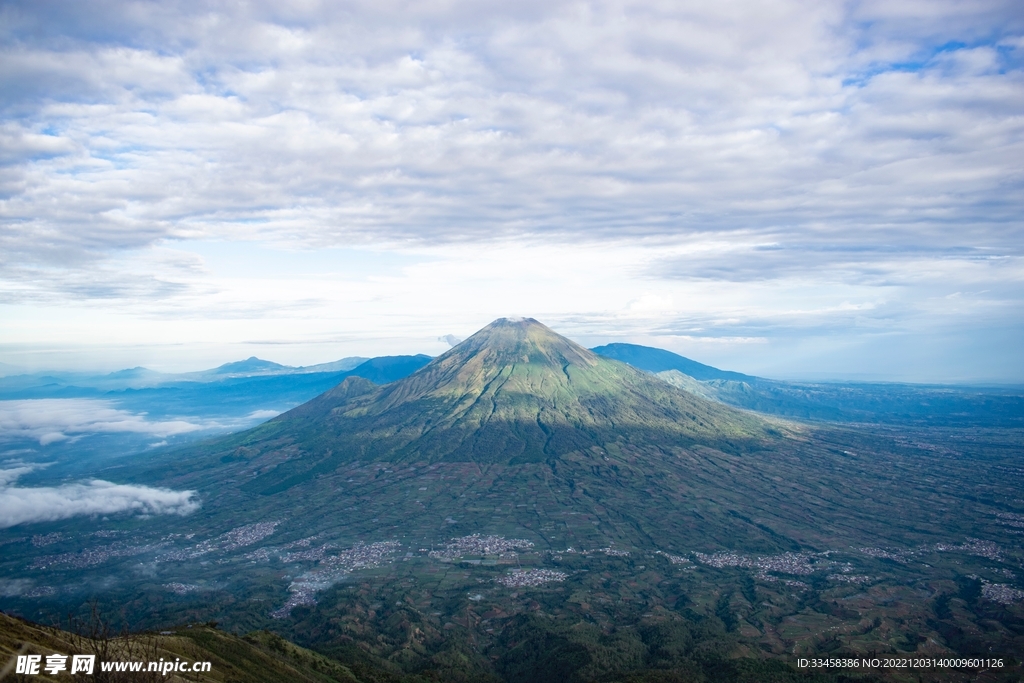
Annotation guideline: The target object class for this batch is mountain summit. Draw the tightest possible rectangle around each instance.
[149,316,799,558]
[230,318,765,493]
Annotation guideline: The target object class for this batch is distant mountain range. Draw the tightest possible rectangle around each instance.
[0,355,431,402]
[0,354,434,475]
[0,355,380,391]
[3,335,1021,445]
[590,343,1024,427]
[209,356,293,375]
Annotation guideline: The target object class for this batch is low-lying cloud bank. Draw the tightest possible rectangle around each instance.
[0,399,203,446]
[0,467,199,528]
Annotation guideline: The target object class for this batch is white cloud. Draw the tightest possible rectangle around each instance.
[0,466,199,529]
[2,2,1020,260]
[0,463,37,487]
[0,0,1021,381]
[246,409,280,420]
[0,578,35,597]
[0,399,203,445]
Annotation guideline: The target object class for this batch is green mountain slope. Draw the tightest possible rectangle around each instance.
[220,318,770,493]
[134,318,1015,560]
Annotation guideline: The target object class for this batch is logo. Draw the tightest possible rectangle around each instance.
[16,654,96,675]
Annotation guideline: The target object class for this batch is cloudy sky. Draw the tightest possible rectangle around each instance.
[1,0,1022,381]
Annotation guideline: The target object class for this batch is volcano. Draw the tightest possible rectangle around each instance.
[153,318,847,556]
[225,318,767,493]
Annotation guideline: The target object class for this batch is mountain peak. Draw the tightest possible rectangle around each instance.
[364,318,602,413]
[211,357,289,375]
[255,318,765,471]
[475,316,548,333]
[440,317,597,370]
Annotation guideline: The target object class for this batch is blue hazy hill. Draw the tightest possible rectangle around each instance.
[343,354,432,384]
[0,355,434,409]
[210,357,290,375]
[591,342,1024,427]
[590,342,755,381]
[0,354,437,480]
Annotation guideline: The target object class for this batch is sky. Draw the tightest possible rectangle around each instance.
[2,0,1023,382]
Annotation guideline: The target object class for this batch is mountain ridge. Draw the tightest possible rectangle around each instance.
[590,342,755,381]
[246,318,768,477]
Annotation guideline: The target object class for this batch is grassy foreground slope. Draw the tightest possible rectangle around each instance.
[1,610,882,683]
[0,611,384,683]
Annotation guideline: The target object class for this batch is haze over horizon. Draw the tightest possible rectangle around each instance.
[2,0,1023,382]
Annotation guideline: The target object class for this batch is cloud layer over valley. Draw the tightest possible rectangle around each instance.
[0,399,203,446]
[0,465,199,529]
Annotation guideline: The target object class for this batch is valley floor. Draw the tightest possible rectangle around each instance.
[2,424,1022,682]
